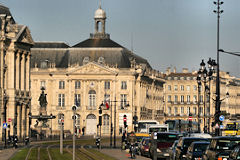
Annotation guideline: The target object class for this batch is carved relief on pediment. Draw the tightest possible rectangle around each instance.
[18,27,34,45]
[69,63,114,75]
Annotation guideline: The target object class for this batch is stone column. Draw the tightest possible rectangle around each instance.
[21,52,25,90]
[23,105,27,138]
[25,52,30,91]
[18,104,22,139]
[14,103,18,136]
[19,51,22,90]
[15,50,20,90]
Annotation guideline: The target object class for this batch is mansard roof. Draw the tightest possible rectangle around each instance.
[34,42,70,48]
[72,38,123,48]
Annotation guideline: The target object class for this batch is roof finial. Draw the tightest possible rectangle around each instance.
[99,0,102,9]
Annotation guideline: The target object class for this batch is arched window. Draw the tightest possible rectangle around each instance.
[88,90,96,109]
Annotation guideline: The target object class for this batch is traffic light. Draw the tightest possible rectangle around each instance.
[99,106,102,126]
[123,115,127,128]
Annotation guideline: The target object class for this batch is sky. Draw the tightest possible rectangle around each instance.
[1,0,240,77]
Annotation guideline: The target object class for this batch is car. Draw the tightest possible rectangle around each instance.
[175,137,209,160]
[186,141,210,160]
[168,140,178,160]
[189,133,212,139]
[229,145,240,160]
[149,132,179,159]
[203,136,240,160]
[139,137,150,157]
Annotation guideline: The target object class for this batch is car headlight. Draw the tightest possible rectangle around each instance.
[144,148,149,151]
[182,155,186,158]
[194,158,202,160]
[217,158,228,160]
[157,149,162,152]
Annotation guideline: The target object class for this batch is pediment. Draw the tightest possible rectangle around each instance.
[67,62,117,75]
[16,26,34,45]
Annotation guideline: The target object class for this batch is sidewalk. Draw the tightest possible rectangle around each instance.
[0,148,19,160]
[100,148,150,160]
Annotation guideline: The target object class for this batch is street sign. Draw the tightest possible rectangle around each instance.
[219,115,225,121]
[8,118,12,122]
[188,116,193,121]
[215,123,219,128]
[220,125,224,129]
[3,123,7,129]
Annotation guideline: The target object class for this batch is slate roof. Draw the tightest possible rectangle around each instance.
[0,4,15,24]
[72,38,123,48]
[34,42,69,48]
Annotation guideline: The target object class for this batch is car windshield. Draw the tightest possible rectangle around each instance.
[225,124,237,130]
[183,139,208,151]
[216,140,240,150]
[157,134,178,143]
[194,143,209,152]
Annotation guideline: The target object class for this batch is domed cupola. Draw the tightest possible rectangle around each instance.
[91,1,110,39]
[94,7,106,19]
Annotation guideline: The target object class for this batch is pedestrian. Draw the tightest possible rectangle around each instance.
[82,127,85,136]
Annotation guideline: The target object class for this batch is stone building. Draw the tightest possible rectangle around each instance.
[0,4,34,140]
[30,5,165,136]
[164,67,240,133]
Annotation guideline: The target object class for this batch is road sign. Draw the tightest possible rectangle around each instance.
[188,116,193,121]
[215,123,219,128]
[219,115,225,121]
[3,123,7,129]
[220,125,224,129]
[8,118,12,122]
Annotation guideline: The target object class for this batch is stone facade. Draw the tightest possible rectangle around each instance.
[164,67,240,133]
[30,5,165,137]
[0,4,34,140]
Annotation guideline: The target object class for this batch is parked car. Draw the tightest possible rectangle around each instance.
[149,132,179,159]
[168,140,178,160]
[139,137,150,157]
[229,145,240,160]
[175,137,209,160]
[186,141,210,160]
[203,136,240,160]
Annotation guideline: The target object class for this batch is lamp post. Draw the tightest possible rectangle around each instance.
[100,99,129,148]
[197,59,216,133]
[196,75,201,133]
[213,0,224,136]
[28,112,32,145]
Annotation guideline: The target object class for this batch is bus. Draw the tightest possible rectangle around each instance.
[224,121,240,136]
[165,119,198,133]
[137,120,159,133]
[148,124,169,134]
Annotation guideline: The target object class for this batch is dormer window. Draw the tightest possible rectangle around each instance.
[98,57,105,64]
[40,60,49,68]
[83,57,89,65]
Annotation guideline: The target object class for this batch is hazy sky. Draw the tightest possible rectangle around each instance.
[2,0,240,77]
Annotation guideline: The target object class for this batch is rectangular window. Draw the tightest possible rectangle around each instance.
[120,94,127,109]
[193,95,197,103]
[168,107,171,115]
[187,95,190,103]
[200,95,203,103]
[75,81,81,89]
[74,94,81,107]
[180,95,184,103]
[104,81,110,90]
[121,81,127,90]
[181,107,184,115]
[193,107,197,115]
[174,95,178,102]
[174,85,178,91]
[168,95,171,102]
[104,94,110,103]
[180,85,184,91]
[200,107,203,115]
[58,94,65,107]
[40,81,46,89]
[187,85,190,91]
[193,85,197,91]
[168,85,171,91]
[174,107,178,115]
[59,81,65,89]
[187,107,190,115]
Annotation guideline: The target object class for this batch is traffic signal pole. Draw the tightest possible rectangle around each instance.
[60,120,63,154]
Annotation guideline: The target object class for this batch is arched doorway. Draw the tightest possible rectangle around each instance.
[86,114,97,135]
[102,114,110,135]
